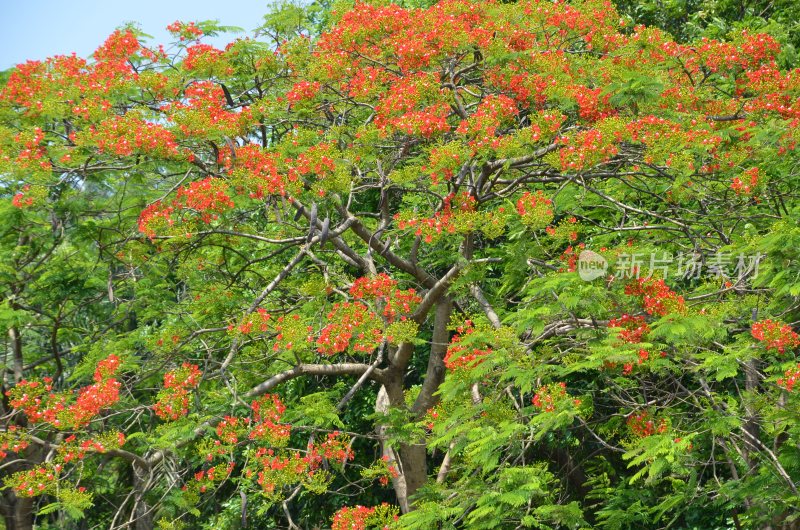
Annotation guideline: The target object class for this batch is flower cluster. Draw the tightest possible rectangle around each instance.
[531,382,581,412]
[83,116,179,158]
[373,73,436,128]
[168,80,249,137]
[308,432,355,464]
[626,115,683,145]
[349,273,421,322]
[252,449,314,496]
[625,277,686,316]
[248,394,291,446]
[0,31,143,115]
[271,314,313,352]
[189,462,235,494]
[608,314,650,343]
[176,177,235,219]
[751,319,800,353]
[371,72,447,138]
[0,60,50,109]
[6,464,61,498]
[732,167,760,195]
[456,94,519,151]
[93,29,140,63]
[11,184,45,209]
[390,102,451,139]
[570,85,614,122]
[137,177,234,237]
[6,355,122,429]
[557,128,619,171]
[627,410,668,438]
[292,142,337,185]
[12,192,32,208]
[249,433,352,497]
[556,243,584,273]
[539,1,615,47]
[317,0,491,77]
[603,348,666,375]
[0,427,28,461]
[59,431,126,463]
[621,349,666,376]
[251,393,286,422]
[331,505,376,530]
[688,31,781,74]
[545,216,580,243]
[11,127,51,174]
[487,68,550,109]
[153,363,202,421]
[183,44,227,73]
[229,311,312,355]
[228,309,270,335]
[777,364,800,392]
[94,354,121,380]
[376,456,400,486]
[516,190,554,230]
[92,29,140,81]
[331,503,398,530]
[343,66,393,99]
[316,302,383,356]
[69,373,122,428]
[395,192,480,243]
[444,321,492,371]
[349,274,399,300]
[222,144,286,199]
[167,20,204,41]
[216,416,241,444]
[6,378,62,424]
[286,81,321,105]
[206,408,290,451]
[137,200,172,238]
[424,143,465,185]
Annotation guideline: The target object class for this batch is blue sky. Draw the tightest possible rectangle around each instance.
[0,0,273,70]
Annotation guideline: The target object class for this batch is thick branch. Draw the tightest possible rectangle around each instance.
[344,212,437,289]
[412,299,453,414]
[245,363,382,399]
[470,284,501,329]
[485,141,561,172]
[412,264,463,324]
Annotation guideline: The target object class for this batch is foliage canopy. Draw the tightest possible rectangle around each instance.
[2,0,800,529]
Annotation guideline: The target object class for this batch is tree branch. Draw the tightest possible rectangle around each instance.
[245,363,383,398]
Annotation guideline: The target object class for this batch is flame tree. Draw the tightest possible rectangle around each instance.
[2,1,800,529]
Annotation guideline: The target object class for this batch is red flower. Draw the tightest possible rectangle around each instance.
[444,321,492,371]
[625,277,686,316]
[732,167,760,195]
[627,410,668,437]
[154,364,202,421]
[532,382,577,413]
[778,363,800,392]
[752,319,800,353]
[608,314,650,343]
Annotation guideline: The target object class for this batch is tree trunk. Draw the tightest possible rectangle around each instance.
[386,299,453,512]
[398,442,428,503]
[742,358,761,469]
[8,327,23,384]
[132,463,154,530]
[412,299,452,415]
[1,491,33,530]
